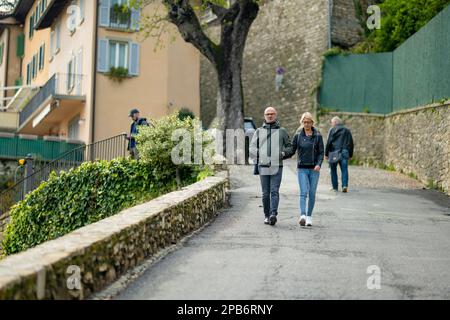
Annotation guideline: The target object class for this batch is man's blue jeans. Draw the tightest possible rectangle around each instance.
[297,169,320,217]
[259,166,283,217]
[329,149,349,190]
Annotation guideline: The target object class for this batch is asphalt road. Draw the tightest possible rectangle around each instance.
[114,160,450,299]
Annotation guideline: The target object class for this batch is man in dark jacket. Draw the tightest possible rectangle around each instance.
[127,108,150,160]
[249,106,292,226]
[325,116,354,193]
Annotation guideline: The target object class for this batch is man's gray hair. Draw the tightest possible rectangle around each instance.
[331,116,342,125]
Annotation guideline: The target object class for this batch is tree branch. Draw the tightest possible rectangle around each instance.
[162,0,220,65]
[205,1,227,20]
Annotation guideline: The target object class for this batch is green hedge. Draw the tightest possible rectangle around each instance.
[2,113,213,256]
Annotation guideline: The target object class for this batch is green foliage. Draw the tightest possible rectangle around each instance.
[107,67,129,82]
[136,112,214,183]
[178,108,196,121]
[355,0,450,53]
[3,159,154,255]
[2,113,216,256]
[323,47,344,57]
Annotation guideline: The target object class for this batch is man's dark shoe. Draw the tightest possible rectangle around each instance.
[342,187,348,193]
[269,215,277,226]
[264,217,270,225]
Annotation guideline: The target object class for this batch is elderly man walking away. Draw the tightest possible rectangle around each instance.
[249,106,292,226]
[325,116,354,193]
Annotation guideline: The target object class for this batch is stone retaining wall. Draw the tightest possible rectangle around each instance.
[0,174,229,299]
[317,102,450,195]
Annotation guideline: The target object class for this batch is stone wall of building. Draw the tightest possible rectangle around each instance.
[317,102,450,196]
[0,174,229,299]
[331,0,364,48]
[384,104,450,194]
[200,0,330,135]
[317,111,386,165]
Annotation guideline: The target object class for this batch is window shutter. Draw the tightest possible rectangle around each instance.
[128,42,140,76]
[130,8,141,31]
[16,34,25,57]
[56,23,61,50]
[97,39,109,72]
[42,44,45,69]
[79,0,85,21]
[99,0,110,27]
[29,15,34,38]
[50,31,55,56]
[27,63,30,85]
[0,43,4,65]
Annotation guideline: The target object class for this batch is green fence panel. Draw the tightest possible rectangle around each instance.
[320,53,393,114]
[0,136,83,161]
[320,4,450,114]
[0,136,18,159]
[393,5,450,111]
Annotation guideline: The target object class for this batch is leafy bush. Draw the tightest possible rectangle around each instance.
[353,0,450,53]
[178,108,196,121]
[136,112,214,185]
[2,113,215,255]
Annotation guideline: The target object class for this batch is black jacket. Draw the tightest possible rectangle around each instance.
[325,125,354,158]
[288,127,324,168]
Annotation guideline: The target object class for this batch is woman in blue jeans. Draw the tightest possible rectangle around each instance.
[288,112,324,227]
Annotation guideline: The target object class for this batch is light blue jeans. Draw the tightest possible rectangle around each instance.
[297,169,320,217]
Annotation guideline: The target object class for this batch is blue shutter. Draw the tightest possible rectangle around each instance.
[129,42,140,76]
[130,8,141,31]
[99,0,110,27]
[97,39,109,72]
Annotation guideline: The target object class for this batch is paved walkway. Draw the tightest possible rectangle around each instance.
[113,160,450,299]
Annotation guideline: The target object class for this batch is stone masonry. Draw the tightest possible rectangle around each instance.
[317,102,450,196]
[201,0,330,135]
[200,0,369,135]
[0,174,229,299]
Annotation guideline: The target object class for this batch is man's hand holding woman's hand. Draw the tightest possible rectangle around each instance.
[314,166,321,172]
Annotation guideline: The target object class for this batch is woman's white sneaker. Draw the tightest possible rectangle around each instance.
[306,216,312,227]
[299,215,306,226]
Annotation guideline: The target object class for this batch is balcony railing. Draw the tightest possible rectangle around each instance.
[109,7,132,30]
[0,134,128,216]
[19,73,85,128]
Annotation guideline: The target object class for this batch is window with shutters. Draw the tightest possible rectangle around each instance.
[109,41,128,69]
[97,38,140,77]
[99,0,141,31]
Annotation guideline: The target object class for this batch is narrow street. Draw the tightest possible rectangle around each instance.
[113,160,450,299]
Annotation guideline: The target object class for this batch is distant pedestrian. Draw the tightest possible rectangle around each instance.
[249,106,292,226]
[275,66,285,91]
[287,112,324,227]
[325,116,354,193]
[127,108,150,160]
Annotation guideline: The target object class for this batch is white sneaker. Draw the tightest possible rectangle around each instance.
[299,215,306,226]
[306,216,312,227]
